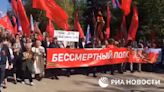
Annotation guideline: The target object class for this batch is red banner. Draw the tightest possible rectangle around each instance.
[46,48,161,69]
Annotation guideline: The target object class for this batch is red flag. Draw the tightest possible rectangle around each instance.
[12,16,18,34]
[11,0,18,16]
[74,11,84,39]
[0,15,15,34]
[32,0,70,30]
[121,0,132,16]
[17,0,30,37]
[45,0,70,30]
[34,22,42,35]
[46,13,70,30]
[97,11,105,41]
[106,5,111,39]
[32,0,50,11]
[121,16,127,39]
[128,6,139,41]
[97,24,104,41]
[46,20,55,38]
[34,22,43,41]
[114,16,127,41]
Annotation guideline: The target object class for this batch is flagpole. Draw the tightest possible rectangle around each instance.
[93,0,99,48]
[93,23,97,48]
[93,12,97,48]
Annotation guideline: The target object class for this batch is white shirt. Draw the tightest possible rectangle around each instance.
[32,46,45,55]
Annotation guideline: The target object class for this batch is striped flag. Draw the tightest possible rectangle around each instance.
[30,14,34,32]
[17,17,22,32]
[86,25,91,44]
[112,0,121,9]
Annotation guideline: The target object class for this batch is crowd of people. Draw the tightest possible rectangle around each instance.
[0,27,47,91]
[0,26,164,92]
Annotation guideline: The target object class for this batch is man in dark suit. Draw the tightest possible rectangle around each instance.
[42,37,50,49]
[49,37,60,48]
[48,37,60,80]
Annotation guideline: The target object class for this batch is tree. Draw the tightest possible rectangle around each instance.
[137,0,164,41]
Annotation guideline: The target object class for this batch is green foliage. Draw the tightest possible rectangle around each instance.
[137,0,164,40]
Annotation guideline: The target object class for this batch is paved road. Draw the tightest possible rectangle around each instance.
[2,72,164,92]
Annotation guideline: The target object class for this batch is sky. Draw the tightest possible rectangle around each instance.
[0,0,11,14]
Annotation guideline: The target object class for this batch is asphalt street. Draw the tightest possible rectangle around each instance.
[2,71,164,92]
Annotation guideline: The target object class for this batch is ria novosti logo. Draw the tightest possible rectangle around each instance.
[98,77,161,88]
[98,77,109,88]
